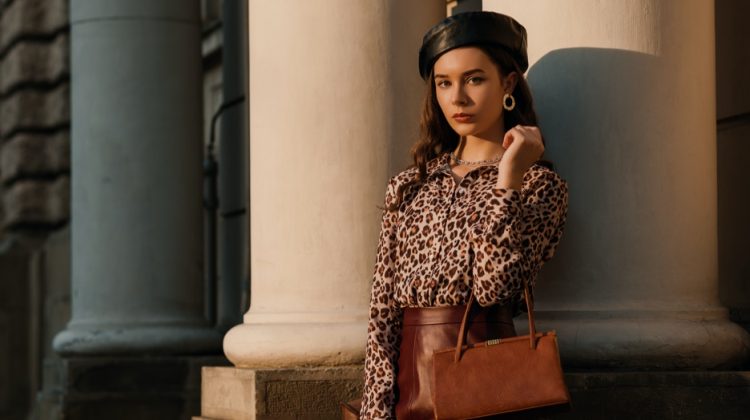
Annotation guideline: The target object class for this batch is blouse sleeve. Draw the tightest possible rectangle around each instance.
[360,176,403,420]
[468,168,569,308]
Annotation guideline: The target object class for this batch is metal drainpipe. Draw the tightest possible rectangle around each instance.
[202,0,249,332]
[204,94,245,327]
[204,135,218,326]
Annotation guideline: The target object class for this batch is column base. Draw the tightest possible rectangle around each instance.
[53,324,224,356]
[525,309,750,370]
[35,355,231,420]
[196,365,363,420]
[223,320,366,368]
[562,371,750,419]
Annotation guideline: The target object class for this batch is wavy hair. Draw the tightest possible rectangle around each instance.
[385,45,554,212]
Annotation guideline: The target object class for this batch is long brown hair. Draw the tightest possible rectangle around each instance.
[385,45,554,212]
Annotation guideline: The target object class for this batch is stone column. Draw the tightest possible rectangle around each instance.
[198,1,445,418]
[222,0,445,368]
[53,0,222,355]
[485,0,750,368]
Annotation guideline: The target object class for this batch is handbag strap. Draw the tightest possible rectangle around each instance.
[453,282,537,363]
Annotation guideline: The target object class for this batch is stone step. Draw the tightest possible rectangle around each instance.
[34,356,231,420]
[197,365,363,420]
[197,367,750,420]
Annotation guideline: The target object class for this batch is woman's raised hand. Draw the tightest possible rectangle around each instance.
[496,125,545,190]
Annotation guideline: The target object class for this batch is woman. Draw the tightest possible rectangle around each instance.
[359,11,569,419]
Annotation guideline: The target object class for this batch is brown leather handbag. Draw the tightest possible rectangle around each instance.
[431,283,571,419]
[341,303,516,420]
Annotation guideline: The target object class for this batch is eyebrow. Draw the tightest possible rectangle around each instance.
[433,68,486,79]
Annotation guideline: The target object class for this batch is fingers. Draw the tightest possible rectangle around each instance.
[503,125,534,148]
[502,129,515,149]
[503,125,544,155]
[513,125,540,137]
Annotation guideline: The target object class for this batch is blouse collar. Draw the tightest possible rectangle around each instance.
[426,152,452,177]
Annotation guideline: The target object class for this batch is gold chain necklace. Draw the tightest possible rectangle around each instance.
[449,150,503,165]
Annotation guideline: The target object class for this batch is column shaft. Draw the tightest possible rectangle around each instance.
[223,0,446,367]
[485,0,749,368]
[54,0,221,355]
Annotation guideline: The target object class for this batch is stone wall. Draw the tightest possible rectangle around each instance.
[0,0,70,235]
[0,240,33,420]
[717,0,750,332]
[0,1,70,419]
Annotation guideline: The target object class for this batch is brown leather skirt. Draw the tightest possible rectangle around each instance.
[394,303,517,420]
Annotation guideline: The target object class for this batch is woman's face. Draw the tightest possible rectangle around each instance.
[432,46,513,140]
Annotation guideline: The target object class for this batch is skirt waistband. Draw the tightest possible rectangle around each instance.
[402,303,514,326]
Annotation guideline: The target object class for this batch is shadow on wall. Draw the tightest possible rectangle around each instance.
[527,47,733,308]
[717,118,750,330]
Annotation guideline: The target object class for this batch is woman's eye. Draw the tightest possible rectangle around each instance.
[436,80,450,88]
[467,76,484,85]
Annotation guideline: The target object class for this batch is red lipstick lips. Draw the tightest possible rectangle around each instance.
[452,113,473,123]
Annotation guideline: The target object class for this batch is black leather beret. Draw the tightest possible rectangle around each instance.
[418,11,528,80]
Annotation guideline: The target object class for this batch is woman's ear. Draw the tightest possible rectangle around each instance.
[503,72,519,94]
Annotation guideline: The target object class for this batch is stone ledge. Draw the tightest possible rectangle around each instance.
[2,176,69,227]
[36,355,231,420]
[0,83,69,138]
[0,31,68,94]
[521,313,750,370]
[560,371,750,419]
[0,132,69,181]
[198,365,364,420]
[0,0,67,52]
[197,367,750,420]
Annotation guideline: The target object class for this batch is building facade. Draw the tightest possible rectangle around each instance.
[0,0,748,419]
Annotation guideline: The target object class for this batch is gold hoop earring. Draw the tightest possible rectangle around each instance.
[503,93,516,111]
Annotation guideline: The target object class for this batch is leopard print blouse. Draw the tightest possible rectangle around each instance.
[360,151,569,419]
